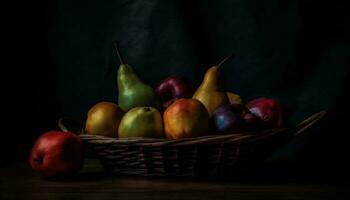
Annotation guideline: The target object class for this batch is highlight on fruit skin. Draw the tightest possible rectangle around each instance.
[163,98,210,139]
[118,107,163,138]
[155,75,194,110]
[114,41,158,111]
[85,102,124,138]
[212,103,263,133]
[246,97,284,128]
[192,55,234,116]
[212,104,246,133]
[29,131,84,178]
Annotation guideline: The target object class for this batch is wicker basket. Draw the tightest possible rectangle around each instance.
[58,111,325,177]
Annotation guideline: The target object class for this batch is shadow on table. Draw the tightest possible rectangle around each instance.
[44,162,350,184]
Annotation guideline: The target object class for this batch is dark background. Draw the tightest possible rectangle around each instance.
[5,0,349,180]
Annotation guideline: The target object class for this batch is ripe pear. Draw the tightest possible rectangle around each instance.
[114,41,158,111]
[163,98,210,139]
[85,102,124,138]
[226,92,242,104]
[118,107,163,138]
[193,55,233,116]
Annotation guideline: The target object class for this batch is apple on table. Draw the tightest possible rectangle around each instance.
[29,131,84,178]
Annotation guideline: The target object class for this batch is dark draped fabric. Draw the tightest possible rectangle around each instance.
[6,0,349,179]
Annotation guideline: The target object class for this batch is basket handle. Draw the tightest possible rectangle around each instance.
[293,110,326,136]
[58,117,85,134]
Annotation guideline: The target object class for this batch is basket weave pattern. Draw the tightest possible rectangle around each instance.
[59,111,325,177]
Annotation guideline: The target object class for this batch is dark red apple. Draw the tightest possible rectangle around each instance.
[29,131,84,177]
[155,76,194,109]
[246,98,283,128]
[242,112,263,131]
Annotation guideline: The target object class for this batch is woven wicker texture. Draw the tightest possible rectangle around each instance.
[59,111,325,177]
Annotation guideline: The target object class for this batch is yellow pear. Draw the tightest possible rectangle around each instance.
[193,55,233,116]
[226,92,242,104]
[85,102,124,138]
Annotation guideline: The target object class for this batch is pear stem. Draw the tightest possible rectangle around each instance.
[217,54,234,68]
[113,40,125,65]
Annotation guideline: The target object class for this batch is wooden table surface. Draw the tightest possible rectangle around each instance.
[1,159,348,200]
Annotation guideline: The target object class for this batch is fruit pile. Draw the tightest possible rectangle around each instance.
[29,41,283,177]
[85,42,283,139]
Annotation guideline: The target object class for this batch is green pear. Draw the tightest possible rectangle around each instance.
[193,55,233,116]
[85,102,125,138]
[118,107,163,138]
[114,41,158,111]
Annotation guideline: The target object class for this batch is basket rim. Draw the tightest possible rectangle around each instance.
[58,110,326,147]
[77,128,286,146]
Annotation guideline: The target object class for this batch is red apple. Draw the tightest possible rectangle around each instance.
[155,76,194,110]
[29,131,84,177]
[246,98,283,128]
